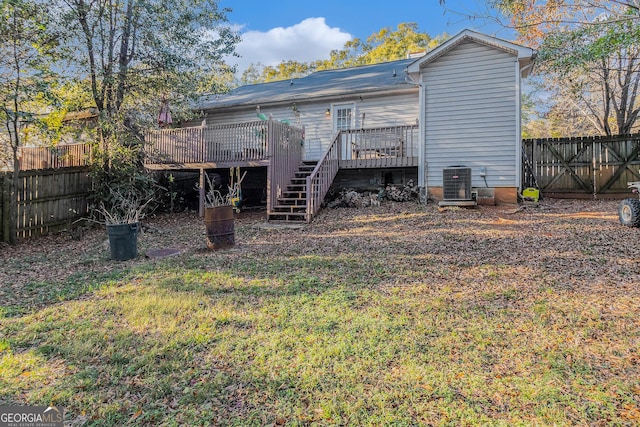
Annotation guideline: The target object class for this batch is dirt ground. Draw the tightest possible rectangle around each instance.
[1,198,638,294]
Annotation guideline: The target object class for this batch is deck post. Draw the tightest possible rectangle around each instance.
[199,168,205,217]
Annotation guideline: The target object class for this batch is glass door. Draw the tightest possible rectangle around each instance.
[333,103,355,159]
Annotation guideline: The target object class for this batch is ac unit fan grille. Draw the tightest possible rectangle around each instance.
[443,167,472,200]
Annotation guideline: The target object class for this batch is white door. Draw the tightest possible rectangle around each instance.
[333,103,355,159]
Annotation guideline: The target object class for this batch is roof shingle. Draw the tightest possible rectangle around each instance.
[198,58,416,110]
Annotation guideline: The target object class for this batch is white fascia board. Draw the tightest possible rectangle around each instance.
[407,29,535,75]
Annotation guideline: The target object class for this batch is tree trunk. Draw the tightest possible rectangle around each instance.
[7,99,20,244]
[8,146,18,244]
[116,0,134,113]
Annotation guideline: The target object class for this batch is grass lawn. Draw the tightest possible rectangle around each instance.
[1,199,639,426]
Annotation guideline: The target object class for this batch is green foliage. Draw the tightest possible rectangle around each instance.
[491,0,640,136]
[33,108,66,144]
[538,19,640,74]
[53,80,95,113]
[1,0,240,238]
[535,17,640,135]
[42,0,240,221]
[0,0,58,147]
[241,23,447,84]
[241,61,315,84]
[357,22,440,64]
[58,0,240,128]
[319,22,442,69]
[89,141,163,224]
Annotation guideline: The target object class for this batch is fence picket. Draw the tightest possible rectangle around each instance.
[523,134,640,196]
[0,168,92,239]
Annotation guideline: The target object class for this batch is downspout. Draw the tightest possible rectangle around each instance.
[515,60,522,195]
[405,71,427,201]
[516,60,536,194]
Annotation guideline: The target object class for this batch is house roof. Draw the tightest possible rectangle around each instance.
[406,29,536,78]
[198,30,536,112]
[198,58,416,110]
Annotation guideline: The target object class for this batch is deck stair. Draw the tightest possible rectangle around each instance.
[268,161,317,222]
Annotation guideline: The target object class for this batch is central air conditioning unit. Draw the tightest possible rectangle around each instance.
[442,166,472,201]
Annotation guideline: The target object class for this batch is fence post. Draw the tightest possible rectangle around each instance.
[1,172,10,243]
[592,140,597,198]
[199,168,205,218]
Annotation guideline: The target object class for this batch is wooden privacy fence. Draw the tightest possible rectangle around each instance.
[522,134,640,197]
[0,168,91,241]
[18,143,92,170]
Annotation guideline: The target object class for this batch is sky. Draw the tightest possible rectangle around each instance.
[219,0,513,73]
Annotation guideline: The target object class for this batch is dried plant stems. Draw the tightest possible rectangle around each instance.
[97,185,154,224]
[204,171,247,208]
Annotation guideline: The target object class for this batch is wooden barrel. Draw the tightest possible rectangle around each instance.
[204,205,235,250]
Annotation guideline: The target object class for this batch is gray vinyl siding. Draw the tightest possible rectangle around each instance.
[423,41,518,188]
[200,91,418,161]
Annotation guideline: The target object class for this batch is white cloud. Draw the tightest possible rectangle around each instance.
[229,17,352,73]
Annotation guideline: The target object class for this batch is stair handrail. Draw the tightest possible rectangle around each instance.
[305,132,341,222]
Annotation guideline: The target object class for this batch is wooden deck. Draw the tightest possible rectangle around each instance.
[144,121,418,222]
[143,122,418,170]
[337,125,419,169]
[302,125,418,221]
[144,120,306,219]
[144,121,279,170]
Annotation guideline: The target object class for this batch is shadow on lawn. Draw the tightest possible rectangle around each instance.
[2,201,639,426]
[0,252,397,425]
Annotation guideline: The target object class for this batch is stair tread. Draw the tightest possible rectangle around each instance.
[269,161,320,223]
[268,213,307,222]
[272,208,306,213]
[275,205,306,209]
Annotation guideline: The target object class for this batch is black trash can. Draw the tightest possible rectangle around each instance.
[106,223,139,261]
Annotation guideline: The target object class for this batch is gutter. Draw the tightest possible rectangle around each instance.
[198,87,418,113]
[520,55,536,78]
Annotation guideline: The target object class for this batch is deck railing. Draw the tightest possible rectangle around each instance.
[144,120,276,165]
[144,126,206,164]
[305,133,340,222]
[339,125,419,168]
[267,122,305,216]
[304,124,419,222]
